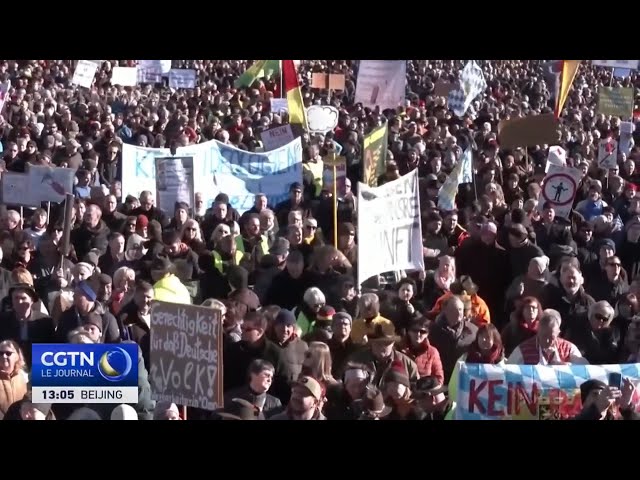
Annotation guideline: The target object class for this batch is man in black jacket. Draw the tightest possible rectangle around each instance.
[222,359,283,419]
[56,281,120,343]
[223,310,291,404]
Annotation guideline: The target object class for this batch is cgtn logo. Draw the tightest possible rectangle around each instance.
[31,344,138,404]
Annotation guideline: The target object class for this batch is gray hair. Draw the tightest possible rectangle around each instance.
[303,287,325,307]
[539,309,562,330]
[588,301,615,322]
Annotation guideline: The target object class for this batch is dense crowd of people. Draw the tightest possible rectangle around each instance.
[0,59,638,420]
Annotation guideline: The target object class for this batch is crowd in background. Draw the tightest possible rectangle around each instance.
[0,60,638,420]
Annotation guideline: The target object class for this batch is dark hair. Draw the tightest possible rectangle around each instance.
[135,280,154,293]
[472,323,503,352]
[397,278,417,292]
[247,359,275,378]
[261,305,282,325]
[244,311,267,331]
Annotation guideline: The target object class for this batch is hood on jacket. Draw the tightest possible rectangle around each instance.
[153,274,192,304]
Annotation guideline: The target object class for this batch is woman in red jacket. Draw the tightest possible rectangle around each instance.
[396,318,444,385]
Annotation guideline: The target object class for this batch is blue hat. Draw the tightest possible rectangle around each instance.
[274,309,296,326]
[76,281,97,302]
[598,238,616,253]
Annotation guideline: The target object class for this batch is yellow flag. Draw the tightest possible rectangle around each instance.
[555,60,581,118]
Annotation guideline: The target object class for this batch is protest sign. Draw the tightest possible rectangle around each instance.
[71,60,98,89]
[168,69,197,89]
[138,59,172,74]
[598,138,618,168]
[26,165,75,203]
[149,302,223,411]
[260,124,295,151]
[357,169,423,284]
[1,172,37,206]
[541,164,582,218]
[0,81,10,114]
[121,138,303,214]
[307,105,339,134]
[498,114,559,149]
[592,60,639,70]
[354,60,406,111]
[455,362,640,420]
[155,157,195,211]
[322,158,346,196]
[270,98,288,114]
[545,145,566,172]
[620,121,635,156]
[597,87,634,118]
[111,67,138,87]
[437,149,471,211]
[362,124,388,187]
[311,73,346,91]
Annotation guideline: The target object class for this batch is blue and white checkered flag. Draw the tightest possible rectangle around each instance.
[448,61,487,117]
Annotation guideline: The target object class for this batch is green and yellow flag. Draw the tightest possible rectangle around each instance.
[234,60,280,89]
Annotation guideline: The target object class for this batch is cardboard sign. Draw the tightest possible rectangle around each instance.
[149,302,223,411]
[434,79,455,98]
[597,87,634,118]
[311,73,346,91]
[498,113,559,149]
[261,124,295,151]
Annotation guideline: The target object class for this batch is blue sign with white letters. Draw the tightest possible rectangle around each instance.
[31,344,138,388]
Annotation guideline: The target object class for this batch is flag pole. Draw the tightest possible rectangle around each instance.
[333,163,338,249]
[280,60,284,99]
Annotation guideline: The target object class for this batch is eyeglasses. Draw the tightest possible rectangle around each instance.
[594,313,609,322]
[0,351,15,357]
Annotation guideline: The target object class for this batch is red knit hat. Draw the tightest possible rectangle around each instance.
[384,360,410,388]
[316,306,335,322]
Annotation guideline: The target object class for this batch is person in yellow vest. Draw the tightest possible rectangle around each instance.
[235,213,269,272]
[303,143,324,199]
[150,255,192,305]
[351,293,396,345]
[294,286,326,336]
[212,234,246,274]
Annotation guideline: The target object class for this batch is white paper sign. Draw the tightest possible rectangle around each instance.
[598,138,618,168]
[546,145,567,172]
[270,98,288,114]
[307,105,339,133]
[357,169,424,284]
[111,67,138,87]
[261,124,295,151]
[620,121,635,156]
[138,60,172,74]
[27,165,76,203]
[168,69,197,89]
[592,60,640,70]
[354,60,406,111]
[541,165,583,219]
[72,60,98,89]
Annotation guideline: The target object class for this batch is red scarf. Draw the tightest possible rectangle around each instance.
[466,343,504,364]
[520,319,539,335]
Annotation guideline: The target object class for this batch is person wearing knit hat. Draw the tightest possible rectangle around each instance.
[303,305,335,343]
[72,262,94,282]
[110,404,139,420]
[136,214,149,237]
[381,360,426,420]
[82,312,103,343]
[153,401,181,420]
